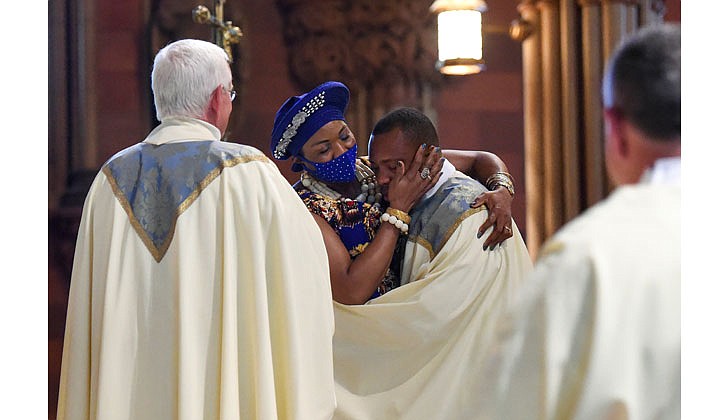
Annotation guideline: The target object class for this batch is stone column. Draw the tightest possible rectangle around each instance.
[559,0,581,221]
[579,0,606,206]
[59,0,100,207]
[602,0,629,65]
[516,0,545,256]
[512,0,666,253]
[538,0,564,238]
[626,1,639,33]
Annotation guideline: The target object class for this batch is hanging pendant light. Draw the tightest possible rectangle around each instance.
[430,0,487,76]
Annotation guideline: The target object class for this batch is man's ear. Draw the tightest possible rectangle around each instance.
[202,85,224,123]
[202,85,222,120]
[209,85,224,113]
[603,107,629,158]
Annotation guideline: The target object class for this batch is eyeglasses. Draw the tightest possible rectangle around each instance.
[227,88,236,102]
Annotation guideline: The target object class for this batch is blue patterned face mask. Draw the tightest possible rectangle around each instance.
[298,144,358,183]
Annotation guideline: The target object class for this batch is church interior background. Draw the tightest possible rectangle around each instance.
[48,1,680,417]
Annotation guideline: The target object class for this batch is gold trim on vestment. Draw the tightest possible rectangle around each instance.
[103,154,270,263]
[411,206,485,260]
[413,236,435,259]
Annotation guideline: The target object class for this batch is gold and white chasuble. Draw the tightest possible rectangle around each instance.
[57,118,336,420]
[332,170,533,420]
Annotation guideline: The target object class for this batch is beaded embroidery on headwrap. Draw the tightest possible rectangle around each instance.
[274,91,326,159]
[270,81,350,161]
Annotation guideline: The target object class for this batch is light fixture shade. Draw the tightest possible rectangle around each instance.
[430,0,487,76]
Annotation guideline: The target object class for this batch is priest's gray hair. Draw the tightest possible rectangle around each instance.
[151,39,232,121]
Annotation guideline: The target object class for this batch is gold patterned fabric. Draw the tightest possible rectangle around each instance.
[407,174,488,259]
[103,141,268,262]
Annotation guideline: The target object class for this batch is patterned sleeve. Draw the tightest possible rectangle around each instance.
[298,189,341,229]
[296,188,382,258]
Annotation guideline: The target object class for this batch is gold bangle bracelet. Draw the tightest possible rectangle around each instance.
[485,172,515,196]
[385,207,411,224]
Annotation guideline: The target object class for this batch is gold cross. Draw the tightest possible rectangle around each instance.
[192,1,242,62]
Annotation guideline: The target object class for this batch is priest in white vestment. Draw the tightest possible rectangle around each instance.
[329,107,533,419]
[480,24,681,420]
[57,39,336,420]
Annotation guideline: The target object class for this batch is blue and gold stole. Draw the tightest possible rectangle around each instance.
[102,141,268,262]
[407,175,487,260]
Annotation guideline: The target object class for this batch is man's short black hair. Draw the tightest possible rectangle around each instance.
[371,107,440,147]
[603,24,680,141]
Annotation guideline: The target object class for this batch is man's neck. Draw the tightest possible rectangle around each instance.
[640,156,681,186]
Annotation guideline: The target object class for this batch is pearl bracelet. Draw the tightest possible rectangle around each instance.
[380,211,409,234]
[385,207,411,224]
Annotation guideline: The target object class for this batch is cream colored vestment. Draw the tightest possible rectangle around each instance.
[332,171,533,420]
[57,118,336,420]
[481,158,681,420]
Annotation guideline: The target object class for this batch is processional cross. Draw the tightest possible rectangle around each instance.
[192,1,242,62]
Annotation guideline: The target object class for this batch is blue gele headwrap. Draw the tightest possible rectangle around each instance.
[270,81,350,161]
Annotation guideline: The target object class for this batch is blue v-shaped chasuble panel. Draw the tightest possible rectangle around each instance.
[102,141,267,262]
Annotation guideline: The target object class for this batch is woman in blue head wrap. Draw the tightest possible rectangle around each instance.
[271,81,515,304]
